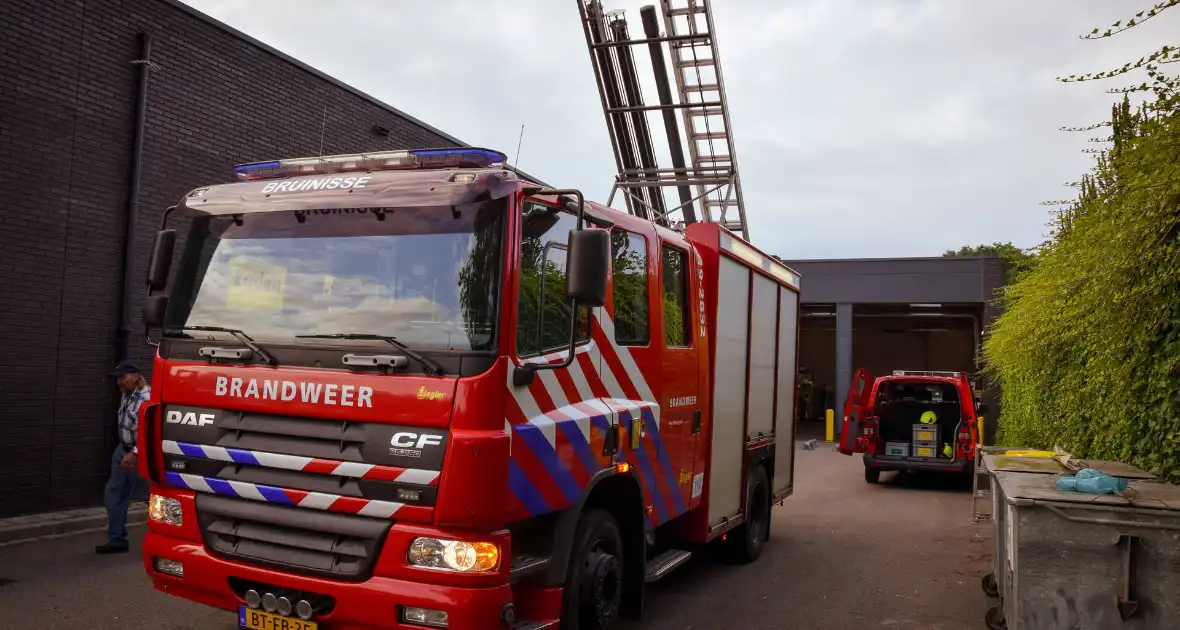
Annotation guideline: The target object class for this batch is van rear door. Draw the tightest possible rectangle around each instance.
[837,368,874,455]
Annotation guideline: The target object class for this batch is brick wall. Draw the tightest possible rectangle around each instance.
[0,0,469,517]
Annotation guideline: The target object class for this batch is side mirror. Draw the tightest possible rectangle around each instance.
[976,402,990,416]
[147,229,177,292]
[565,228,610,308]
[143,294,169,328]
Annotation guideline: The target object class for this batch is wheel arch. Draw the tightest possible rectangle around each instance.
[545,468,647,596]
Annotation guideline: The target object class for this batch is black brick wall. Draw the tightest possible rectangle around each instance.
[0,0,470,517]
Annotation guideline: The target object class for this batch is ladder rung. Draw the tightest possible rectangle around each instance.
[676,58,714,69]
[667,6,707,18]
[697,155,731,163]
[684,83,719,92]
[685,106,724,116]
[691,131,728,140]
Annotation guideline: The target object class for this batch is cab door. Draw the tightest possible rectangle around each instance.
[837,368,874,455]
[658,242,701,515]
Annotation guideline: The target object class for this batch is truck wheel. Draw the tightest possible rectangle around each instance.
[562,508,624,630]
[725,466,769,564]
[864,467,881,484]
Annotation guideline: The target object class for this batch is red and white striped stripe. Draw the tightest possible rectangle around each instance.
[162,440,440,485]
[506,310,660,446]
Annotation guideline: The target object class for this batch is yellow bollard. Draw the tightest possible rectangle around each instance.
[825,409,835,442]
[978,417,985,445]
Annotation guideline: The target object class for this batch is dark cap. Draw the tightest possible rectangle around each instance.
[109,362,140,377]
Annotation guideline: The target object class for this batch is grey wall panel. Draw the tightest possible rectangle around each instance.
[783,257,991,304]
[708,257,750,527]
[772,289,799,497]
[746,274,778,439]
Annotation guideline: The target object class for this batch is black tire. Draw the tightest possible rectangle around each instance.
[865,467,881,484]
[561,509,625,630]
[984,605,1007,630]
[725,466,770,564]
[981,572,999,598]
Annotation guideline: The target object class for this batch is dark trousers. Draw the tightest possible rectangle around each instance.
[104,444,148,546]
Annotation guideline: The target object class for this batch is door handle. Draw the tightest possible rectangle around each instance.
[692,409,702,435]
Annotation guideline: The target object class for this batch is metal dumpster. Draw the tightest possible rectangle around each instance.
[979,452,1069,602]
[979,454,1158,610]
[987,469,1180,630]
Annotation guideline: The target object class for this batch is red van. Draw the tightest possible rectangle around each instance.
[837,370,986,483]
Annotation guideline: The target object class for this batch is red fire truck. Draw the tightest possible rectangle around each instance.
[136,147,801,630]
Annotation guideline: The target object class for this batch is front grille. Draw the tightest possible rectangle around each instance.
[218,412,371,462]
[163,404,447,577]
[197,494,391,580]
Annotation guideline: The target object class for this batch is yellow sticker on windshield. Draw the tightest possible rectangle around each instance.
[323,274,335,297]
[226,257,287,311]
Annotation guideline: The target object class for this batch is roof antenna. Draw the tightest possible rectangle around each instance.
[513,124,525,170]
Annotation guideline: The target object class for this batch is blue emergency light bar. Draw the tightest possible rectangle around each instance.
[233,148,508,182]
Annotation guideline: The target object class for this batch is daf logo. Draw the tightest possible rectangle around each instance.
[166,410,216,427]
[390,432,443,449]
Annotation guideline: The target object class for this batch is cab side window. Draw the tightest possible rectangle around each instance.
[661,245,691,348]
[516,202,590,357]
[611,230,650,346]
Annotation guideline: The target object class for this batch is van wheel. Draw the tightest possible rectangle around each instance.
[726,466,770,564]
[865,467,881,484]
[562,509,624,630]
[981,572,999,598]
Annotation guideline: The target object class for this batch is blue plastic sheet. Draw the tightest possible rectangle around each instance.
[1055,467,1130,494]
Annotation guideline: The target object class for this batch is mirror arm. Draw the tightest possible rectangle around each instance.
[513,188,589,388]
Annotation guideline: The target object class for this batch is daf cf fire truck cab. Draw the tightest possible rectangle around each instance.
[137,147,801,630]
[837,369,987,484]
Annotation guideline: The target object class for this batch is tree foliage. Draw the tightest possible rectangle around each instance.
[983,3,1180,481]
[943,242,1036,284]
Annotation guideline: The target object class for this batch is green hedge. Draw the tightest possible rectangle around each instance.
[983,97,1180,481]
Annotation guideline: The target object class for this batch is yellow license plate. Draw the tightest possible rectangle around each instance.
[916,431,935,440]
[916,446,934,457]
[239,607,317,630]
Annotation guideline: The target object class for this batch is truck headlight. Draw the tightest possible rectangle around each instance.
[407,537,500,573]
[149,494,183,526]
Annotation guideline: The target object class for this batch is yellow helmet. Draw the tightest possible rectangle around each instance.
[920,410,938,425]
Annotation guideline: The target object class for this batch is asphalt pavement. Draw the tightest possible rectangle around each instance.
[0,442,993,629]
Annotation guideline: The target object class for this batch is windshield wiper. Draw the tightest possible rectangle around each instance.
[174,325,279,367]
[295,333,445,376]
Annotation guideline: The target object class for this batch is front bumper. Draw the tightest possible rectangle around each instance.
[142,530,515,630]
[864,453,973,475]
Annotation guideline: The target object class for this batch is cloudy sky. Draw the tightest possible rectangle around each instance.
[180,0,1179,260]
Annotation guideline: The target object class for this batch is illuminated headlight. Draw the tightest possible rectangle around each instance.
[401,606,448,628]
[153,557,184,577]
[149,494,183,526]
[407,538,500,573]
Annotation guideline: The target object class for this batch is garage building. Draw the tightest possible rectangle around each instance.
[780,256,1007,444]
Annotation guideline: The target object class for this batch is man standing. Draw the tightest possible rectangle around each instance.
[96,362,152,554]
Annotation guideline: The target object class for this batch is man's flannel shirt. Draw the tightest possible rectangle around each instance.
[118,386,152,454]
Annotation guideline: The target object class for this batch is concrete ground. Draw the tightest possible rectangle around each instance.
[0,442,994,629]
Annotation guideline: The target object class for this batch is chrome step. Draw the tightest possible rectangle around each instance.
[645,549,693,583]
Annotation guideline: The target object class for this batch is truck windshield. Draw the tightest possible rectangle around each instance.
[164,200,505,352]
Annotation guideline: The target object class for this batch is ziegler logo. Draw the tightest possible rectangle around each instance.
[166,410,215,427]
[389,432,444,458]
[416,386,445,401]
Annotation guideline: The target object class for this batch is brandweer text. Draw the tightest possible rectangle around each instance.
[214,376,374,407]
